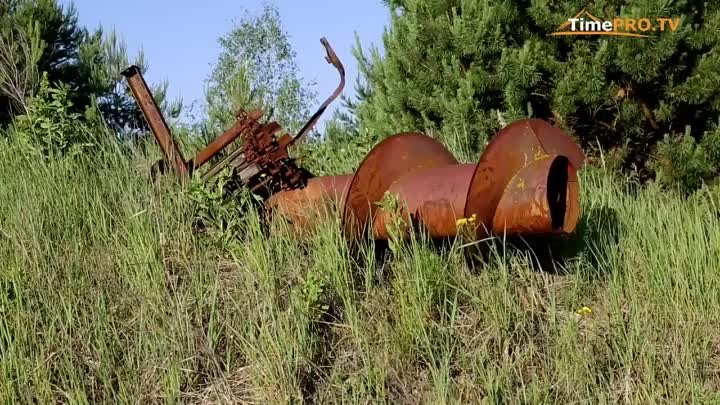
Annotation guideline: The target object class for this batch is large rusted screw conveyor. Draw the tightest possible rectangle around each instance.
[123,37,585,245]
[268,119,585,241]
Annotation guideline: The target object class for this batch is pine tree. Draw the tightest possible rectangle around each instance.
[0,0,179,135]
[353,0,720,189]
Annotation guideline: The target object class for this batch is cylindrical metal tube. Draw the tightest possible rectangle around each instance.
[342,133,459,240]
[122,66,188,178]
[192,110,262,170]
[372,164,476,239]
[492,155,580,235]
[464,119,585,238]
[267,174,354,231]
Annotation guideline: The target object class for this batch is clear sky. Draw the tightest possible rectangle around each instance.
[58,0,389,126]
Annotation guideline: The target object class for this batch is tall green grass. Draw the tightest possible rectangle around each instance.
[1,134,719,404]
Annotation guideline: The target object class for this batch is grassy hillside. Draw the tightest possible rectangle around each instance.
[1,132,719,404]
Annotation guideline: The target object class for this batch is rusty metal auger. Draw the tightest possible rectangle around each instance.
[123,37,585,246]
[269,119,585,242]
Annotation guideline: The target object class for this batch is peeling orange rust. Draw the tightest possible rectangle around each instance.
[341,133,458,240]
[491,155,580,235]
[464,118,585,239]
[192,109,263,170]
[269,118,585,242]
[124,36,346,206]
[267,174,354,230]
[122,65,189,178]
[372,164,477,239]
[368,120,583,241]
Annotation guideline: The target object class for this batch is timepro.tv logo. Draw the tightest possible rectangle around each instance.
[549,8,682,38]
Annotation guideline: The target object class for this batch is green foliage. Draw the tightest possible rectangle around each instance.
[291,271,330,322]
[354,0,720,191]
[651,123,720,193]
[4,2,720,403]
[0,16,43,117]
[79,28,183,136]
[375,191,408,257]
[205,3,316,134]
[0,0,179,137]
[296,110,373,175]
[186,168,261,248]
[4,135,720,402]
[12,73,95,158]
[0,0,92,124]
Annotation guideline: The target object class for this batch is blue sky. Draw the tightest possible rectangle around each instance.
[58,0,389,125]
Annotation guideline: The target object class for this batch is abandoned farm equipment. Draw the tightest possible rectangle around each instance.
[122,37,585,244]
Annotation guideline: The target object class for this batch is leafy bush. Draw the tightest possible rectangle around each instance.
[12,73,95,158]
[185,168,262,247]
[651,123,720,193]
[0,0,179,137]
[205,3,316,135]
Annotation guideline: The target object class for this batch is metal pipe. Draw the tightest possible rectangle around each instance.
[341,133,459,240]
[267,174,354,230]
[192,109,263,170]
[372,164,477,239]
[121,65,188,178]
[464,118,585,238]
[491,155,580,235]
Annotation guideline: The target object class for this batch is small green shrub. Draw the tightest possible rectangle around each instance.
[185,168,262,247]
[12,73,95,158]
[651,123,720,193]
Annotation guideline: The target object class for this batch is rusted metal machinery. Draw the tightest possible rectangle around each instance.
[122,37,345,198]
[123,37,585,244]
[269,120,584,242]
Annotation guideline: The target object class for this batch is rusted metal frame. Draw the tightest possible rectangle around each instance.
[201,145,245,181]
[122,37,587,245]
[122,65,189,178]
[203,37,344,180]
[200,118,266,181]
[191,109,263,171]
[288,37,346,148]
[266,174,355,231]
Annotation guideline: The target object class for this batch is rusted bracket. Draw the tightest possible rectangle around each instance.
[122,66,189,178]
[288,37,346,148]
[191,109,263,171]
[201,37,346,182]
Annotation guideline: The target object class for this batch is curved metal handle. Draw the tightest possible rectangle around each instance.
[289,37,346,147]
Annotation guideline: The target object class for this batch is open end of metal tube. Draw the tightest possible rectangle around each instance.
[490,154,581,236]
[548,156,569,231]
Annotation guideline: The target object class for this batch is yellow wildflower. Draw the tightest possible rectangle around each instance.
[575,306,592,316]
[456,214,477,227]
